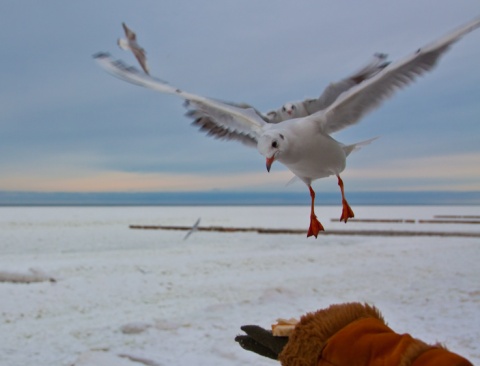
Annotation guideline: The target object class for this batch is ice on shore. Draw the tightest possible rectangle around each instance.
[0,206,479,365]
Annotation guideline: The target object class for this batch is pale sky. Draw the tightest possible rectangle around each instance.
[1,1,479,193]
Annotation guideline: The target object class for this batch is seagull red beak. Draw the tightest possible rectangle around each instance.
[266,156,275,172]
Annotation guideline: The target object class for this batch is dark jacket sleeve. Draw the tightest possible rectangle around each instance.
[278,302,472,366]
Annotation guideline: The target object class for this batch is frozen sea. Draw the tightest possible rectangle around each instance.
[0,205,479,365]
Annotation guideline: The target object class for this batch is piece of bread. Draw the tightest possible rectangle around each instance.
[272,318,298,337]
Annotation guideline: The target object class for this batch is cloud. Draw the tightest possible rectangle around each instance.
[344,153,480,190]
[0,168,294,192]
[1,1,479,193]
[2,152,478,193]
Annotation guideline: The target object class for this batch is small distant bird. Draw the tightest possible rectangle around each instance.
[117,22,150,75]
[96,17,480,238]
[184,218,201,240]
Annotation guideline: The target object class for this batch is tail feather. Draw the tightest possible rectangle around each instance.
[343,137,379,156]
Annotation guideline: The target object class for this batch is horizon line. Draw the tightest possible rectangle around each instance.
[1,190,479,206]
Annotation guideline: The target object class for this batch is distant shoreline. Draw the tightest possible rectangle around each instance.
[0,191,479,206]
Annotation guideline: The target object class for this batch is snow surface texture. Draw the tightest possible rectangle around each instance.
[0,206,479,365]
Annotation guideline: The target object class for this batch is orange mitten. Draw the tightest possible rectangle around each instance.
[279,302,472,366]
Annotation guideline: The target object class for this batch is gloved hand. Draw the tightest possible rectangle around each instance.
[234,303,473,366]
[235,325,288,360]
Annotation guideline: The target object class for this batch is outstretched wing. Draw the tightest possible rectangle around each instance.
[309,16,480,134]
[122,22,136,41]
[119,23,150,75]
[94,53,266,147]
[303,53,389,115]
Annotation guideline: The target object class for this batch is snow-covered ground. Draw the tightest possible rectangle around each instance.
[0,205,479,365]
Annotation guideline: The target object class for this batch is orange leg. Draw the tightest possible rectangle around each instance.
[337,175,354,223]
[307,185,325,238]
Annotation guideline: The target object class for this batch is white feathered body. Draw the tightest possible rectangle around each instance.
[262,119,348,184]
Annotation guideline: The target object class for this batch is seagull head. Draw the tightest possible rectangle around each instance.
[257,131,288,172]
[117,38,130,51]
[282,103,296,116]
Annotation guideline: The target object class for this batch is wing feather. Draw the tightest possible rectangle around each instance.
[310,17,480,134]
[264,53,389,123]
[303,53,389,115]
[94,53,266,146]
[122,22,136,41]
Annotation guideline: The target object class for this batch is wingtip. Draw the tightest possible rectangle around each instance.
[92,52,110,59]
[374,52,388,61]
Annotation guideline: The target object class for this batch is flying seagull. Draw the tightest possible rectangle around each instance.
[117,22,150,75]
[183,218,201,240]
[96,17,480,238]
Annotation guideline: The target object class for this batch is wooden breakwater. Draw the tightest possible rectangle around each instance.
[129,225,480,238]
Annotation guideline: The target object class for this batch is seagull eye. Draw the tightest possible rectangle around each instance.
[291,105,296,110]
[271,140,278,148]
[282,107,286,112]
